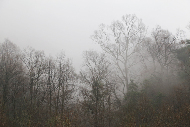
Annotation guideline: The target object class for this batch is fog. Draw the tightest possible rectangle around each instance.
[1,1,190,126]
[1,0,190,72]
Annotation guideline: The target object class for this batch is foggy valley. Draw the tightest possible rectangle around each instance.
[0,1,190,127]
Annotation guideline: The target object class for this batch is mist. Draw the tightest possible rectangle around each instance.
[0,1,190,126]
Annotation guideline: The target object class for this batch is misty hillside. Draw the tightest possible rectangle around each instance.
[0,13,190,127]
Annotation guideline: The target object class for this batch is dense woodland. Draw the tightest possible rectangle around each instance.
[0,14,190,127]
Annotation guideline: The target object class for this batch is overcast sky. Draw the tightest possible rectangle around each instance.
[0,0,190,72]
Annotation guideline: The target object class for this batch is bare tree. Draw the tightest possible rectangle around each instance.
[21,47,47,124]
[0,39,25,125]
[45,57,56,117]
[22,47,46,106]
[80,50,115,127]
[54,52,76,126]
[91,14,146,94]
[149,26,177,75]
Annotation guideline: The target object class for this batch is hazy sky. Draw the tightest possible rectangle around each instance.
[0,0,190,72]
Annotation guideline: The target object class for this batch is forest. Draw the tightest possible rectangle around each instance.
[0,14,190,127]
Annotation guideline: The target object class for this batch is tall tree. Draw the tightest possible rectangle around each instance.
[22,47,46,105]
[91,14,146,93]
[150,26,177,74]
[21,47,47,124]
[54,52,76,126]
[80,51,115,127]
[0,39,25,125]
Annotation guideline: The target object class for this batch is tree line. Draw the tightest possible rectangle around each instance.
[0,14,190,126]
